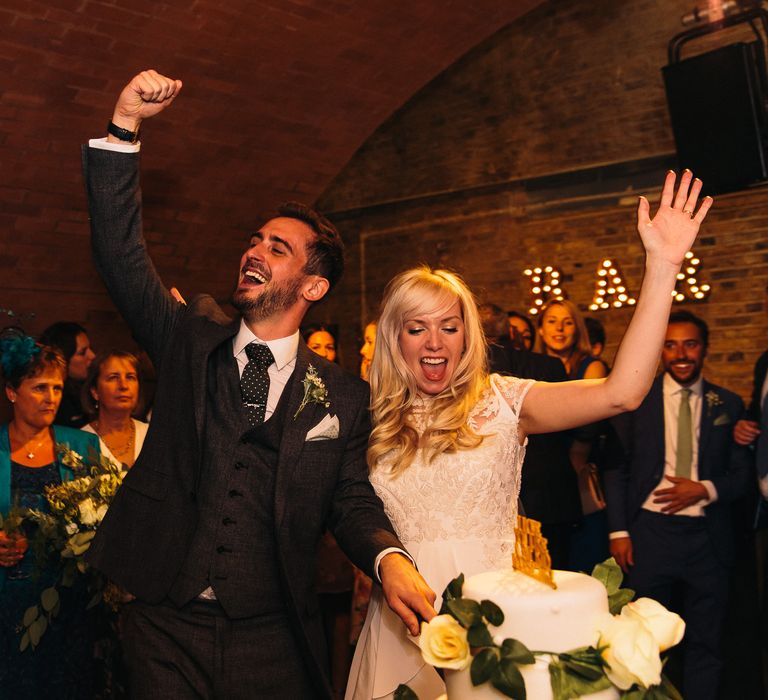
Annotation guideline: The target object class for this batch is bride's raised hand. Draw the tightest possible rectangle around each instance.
[637,169,713,269]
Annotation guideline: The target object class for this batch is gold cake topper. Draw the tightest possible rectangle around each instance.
[513,515,556,589]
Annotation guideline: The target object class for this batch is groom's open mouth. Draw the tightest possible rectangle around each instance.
[240,265,270,287]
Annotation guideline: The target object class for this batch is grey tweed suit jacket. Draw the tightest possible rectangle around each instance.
[81,146,403,695]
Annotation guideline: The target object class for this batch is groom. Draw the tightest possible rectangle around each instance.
[83,70,435,699]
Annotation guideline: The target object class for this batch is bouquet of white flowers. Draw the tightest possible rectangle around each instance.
[19,444,126,651]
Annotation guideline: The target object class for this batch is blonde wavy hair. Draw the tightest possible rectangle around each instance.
[533,298,593,378]
[367,266,489,475]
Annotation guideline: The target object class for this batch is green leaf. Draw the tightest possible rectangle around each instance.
[549,656,612,699]
[446,598,482,628]
[394,684,419,700]
[500,638,535,665]
[562,657,605,681]
[557,647,607,681]
[467,622,494,647]
[439,574,465,614]
[41,586,59,613]
[86,590,102,610]
[491,657,526,699]
[22,605,39,627]
[549,661,574,700]
[29,616,44,646]
[19,630,30,653]
[659,674,684,700]
[480,599,504,626]
[608,588,635,615]
[620,687,647,699]
[34,614,47,641]
[591,558,624,595]
[471,647,499,685]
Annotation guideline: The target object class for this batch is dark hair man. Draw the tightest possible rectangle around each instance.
[82,69,434,699]
[605,310,750,700]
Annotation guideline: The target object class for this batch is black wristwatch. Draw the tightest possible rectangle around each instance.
[107,120,140,144]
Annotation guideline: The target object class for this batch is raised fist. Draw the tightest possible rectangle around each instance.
[110,69,183,136]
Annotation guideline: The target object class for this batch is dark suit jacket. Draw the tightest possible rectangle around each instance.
[81,147,402,695]
[489,344,582,524]
[604,374,751,565]
[745,349,768,421]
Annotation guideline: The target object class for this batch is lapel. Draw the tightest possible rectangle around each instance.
[274,342,330,527]
[647,375,666,466]
[698,379,715,474]
[192,315,242,443]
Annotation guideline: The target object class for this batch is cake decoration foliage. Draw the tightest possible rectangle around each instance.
[513,515,556,589]
[398,558,684,700]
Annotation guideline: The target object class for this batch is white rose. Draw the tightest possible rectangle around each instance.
[78,498,98,526]
[418,614,471,670]
[597,613,662,690]
[621,598,685,652]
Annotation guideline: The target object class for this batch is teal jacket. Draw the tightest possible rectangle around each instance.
[0,424,100,591]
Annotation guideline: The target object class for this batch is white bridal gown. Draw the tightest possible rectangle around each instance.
[345,374,534,700]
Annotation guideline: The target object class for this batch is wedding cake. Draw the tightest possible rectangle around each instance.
[444,568,619,700]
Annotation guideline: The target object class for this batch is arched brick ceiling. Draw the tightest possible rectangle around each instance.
[1,0,543,325]
[2,0,544,217]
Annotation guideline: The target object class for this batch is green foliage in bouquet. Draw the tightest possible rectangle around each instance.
[18,444,126,651]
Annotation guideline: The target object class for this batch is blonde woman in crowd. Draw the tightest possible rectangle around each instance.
[81,350,149,470]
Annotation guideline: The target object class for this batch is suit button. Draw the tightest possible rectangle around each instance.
[216,545,232,554]
[228,489,243,498]
[234,462,247,470]
[222,517,236,526]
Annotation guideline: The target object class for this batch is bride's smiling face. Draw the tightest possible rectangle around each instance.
[399,300,465,396]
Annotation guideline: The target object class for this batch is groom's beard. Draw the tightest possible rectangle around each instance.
[231,275,305,323]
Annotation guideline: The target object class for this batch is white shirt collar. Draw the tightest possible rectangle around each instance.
[663,372,704,397]
[232,319,300,370]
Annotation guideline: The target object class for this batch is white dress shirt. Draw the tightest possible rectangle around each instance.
[610,373,717,540]
[232,322,298,420]
[639,374,717,517]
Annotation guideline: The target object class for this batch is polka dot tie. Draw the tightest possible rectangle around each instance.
[241,343,274,426]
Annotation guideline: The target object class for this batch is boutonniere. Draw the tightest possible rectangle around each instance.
[294,364,330,420]
[705,390,723,417]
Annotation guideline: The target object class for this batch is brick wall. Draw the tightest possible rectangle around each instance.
[315,0,768,401]
[0,0,538,360]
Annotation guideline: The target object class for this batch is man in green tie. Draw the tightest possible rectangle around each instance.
[605,310,750,700]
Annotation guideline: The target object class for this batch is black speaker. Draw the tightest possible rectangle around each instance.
[663,41,768,195]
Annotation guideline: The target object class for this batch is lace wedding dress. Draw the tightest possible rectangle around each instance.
[345,374,534,700]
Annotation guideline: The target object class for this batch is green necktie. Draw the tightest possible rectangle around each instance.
[676,387,693,478]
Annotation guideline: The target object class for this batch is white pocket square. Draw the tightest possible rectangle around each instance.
[306,414,339,441]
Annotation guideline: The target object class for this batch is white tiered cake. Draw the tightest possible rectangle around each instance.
[444,568,619,700]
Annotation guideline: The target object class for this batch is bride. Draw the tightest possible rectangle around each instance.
[345,171,711,699]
